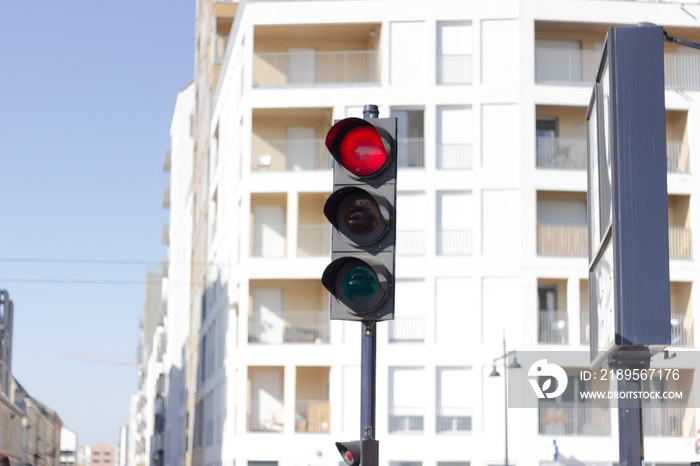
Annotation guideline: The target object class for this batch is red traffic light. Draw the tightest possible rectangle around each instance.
[335,441,361,466]
[326,118,391,177]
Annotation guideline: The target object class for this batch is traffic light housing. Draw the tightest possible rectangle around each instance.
[322,113,397,322]
[336,438,378,466]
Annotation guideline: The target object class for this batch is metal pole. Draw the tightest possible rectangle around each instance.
[361,322,378,466]
[503,338,509,466]
[614,350,649,466]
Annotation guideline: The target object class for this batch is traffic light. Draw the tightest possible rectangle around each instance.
[336,441,361,466]
[336,438,378,466]
[321,109,397,322]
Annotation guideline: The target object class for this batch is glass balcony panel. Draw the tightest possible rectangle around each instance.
[664,53,700,91]
[388,407,424,434]
[297,224,330,256]
[436,407,472,434]
[643,402,690,437]
[248,399,284,432]
[437,54,473,84]
[254,50,378,88]
[251,224,286,257]
[535,48,601,86]
[580,311,590,345]
[437,143,473,169]
[536,136,586,170]
[389,317,425,343]
[539,401,610,436]
[249,310,329,344]
[295,400,330,433]
[252,139,331,172]
[397,138,425,168]
[669,227,692,259]
[671,312,693,347]
[397,230,426,256]
[666,140,690,174]
[437,229,473,256]
[538,311,568,344]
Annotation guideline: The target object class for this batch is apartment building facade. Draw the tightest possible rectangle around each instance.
[153,1,700,465]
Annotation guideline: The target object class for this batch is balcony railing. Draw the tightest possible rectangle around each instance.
[437,54,473,84]
[671,312,693,347]
[535,48,601,86]
[437,229,473,256]
[248,398,285,432]
[252,139,332,171]
[537,224,588,257]
[664,53,700,91]
[536,48,700,91]
[398,138,425,168]
[297,224,330,257]
[254,50,378,88]
[388,407,424,434]
[251,224,286,258]
[536,136,587,170]
[249,310,329,344]
[538,311,569,344]
[389,317,425,343]
[396,230,426,256]
[295,400,330,433]
[436,407,472,434]
[643,402,689,437]
[669,227,692,259]
[437,143,473,169]
[539,401,610,436]
[666,140,690,174]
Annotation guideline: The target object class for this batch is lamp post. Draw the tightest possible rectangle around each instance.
[489,337,521,466]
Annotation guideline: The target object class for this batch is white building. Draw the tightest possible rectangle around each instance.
[59,427,78,466]
[155,1,700,465]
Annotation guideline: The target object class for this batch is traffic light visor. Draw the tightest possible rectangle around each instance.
[322,257,390,316]
[335,441,361,466]
[326,118,389,177]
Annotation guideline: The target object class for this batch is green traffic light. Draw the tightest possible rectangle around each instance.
[342,266,379,304]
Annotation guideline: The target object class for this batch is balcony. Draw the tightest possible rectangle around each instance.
[388,407,424,434]
[297,224,330,256]
[437,54,473,85]
[437,229,473,256]
[253,50,379,88]
[539,401,610,436]
[397,230,426,256]
[250,223,286,258]
[252,139,332,172]
[538,311,568,344]
[671,312,693,347]
[644,402,690,437]
[249,310,329,344]
[537,224,587,257]
[666,140,690,174]
[669,227,692,259]
[535,47,700,91]
[536,136,586,170]
[398,138,425,168]
[389,317,425,343]
[295,400,330,433]
[436,407,472,434]
[437,143,473,169]
[248,398,284,432]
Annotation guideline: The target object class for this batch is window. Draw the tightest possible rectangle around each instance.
[437,106,473,169]
[437,191,473,255]
[389,367,425,433]
[436,368,472,433]
[391,108,424,168]
[437,22,472,84]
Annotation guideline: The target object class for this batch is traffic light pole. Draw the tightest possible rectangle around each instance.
[614,351,649,466]
[360,321,378,466]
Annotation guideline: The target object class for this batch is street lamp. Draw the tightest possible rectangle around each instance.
[490,337,521,466]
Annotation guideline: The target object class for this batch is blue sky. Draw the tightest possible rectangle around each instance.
[0,0,194,447]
